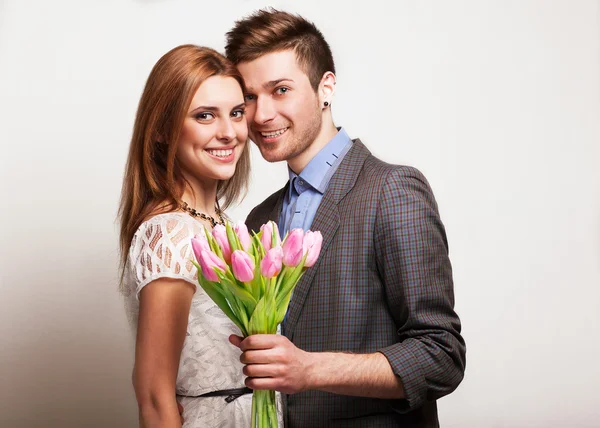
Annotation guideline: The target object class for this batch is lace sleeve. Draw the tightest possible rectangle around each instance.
[129,214,204,298]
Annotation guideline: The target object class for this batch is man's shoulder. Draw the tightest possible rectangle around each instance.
[357,147,427,186]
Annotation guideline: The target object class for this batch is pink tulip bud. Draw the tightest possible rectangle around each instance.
[260,246,283,278]
[303,231,323,267]
[282,229,304,267]
[231,250,255,282]
[191,234,211,262]
[212,224,232,263]
[197,250,227,282]
[260,221,281,252]
[233,222,251,252]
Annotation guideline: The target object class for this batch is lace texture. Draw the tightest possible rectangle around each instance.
[122,212,261,427]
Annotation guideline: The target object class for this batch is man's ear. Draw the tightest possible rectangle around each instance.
[318,71,336,108]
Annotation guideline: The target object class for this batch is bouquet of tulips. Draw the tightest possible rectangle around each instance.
[191,220,322,428]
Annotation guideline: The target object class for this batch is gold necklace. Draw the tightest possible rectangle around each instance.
[180,201,225,228]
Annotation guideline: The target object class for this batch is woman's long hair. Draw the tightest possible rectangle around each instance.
[118,45,250,279]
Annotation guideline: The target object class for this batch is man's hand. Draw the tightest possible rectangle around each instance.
[229,334,314,394]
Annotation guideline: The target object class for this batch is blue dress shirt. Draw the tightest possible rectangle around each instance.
[279,128,353,238]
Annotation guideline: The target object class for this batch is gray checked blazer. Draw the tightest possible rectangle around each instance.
[246,139,466,427]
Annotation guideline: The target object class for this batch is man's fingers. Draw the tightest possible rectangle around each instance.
[240,348,282,364]
[243,362,282,378]
[240,334,286,351]
[229,334,243,348]
[245,376,277,391]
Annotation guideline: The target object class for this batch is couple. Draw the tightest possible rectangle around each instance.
[119,8,466,428]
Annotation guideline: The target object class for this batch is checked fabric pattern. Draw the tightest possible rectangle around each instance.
[246,139,466,428]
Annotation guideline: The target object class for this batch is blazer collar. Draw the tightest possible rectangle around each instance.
[283,139,371,339]
[320,139,370,205]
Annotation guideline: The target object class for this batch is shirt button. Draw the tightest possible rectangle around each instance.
[299,180,305,186]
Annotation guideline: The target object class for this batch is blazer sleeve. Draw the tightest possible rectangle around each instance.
[375,166,466,412]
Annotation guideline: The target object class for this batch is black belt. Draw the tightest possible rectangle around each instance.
[192,387,253,403]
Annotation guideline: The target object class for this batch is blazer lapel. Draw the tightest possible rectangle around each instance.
[283,139,371,340]
[248,183,288,230]
[268,183,287,224]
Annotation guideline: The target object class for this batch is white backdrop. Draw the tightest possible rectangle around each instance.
[1,1,599,427]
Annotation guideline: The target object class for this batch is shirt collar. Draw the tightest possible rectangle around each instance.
[287,127,352,195]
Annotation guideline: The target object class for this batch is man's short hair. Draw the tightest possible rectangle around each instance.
[225,8,336,91]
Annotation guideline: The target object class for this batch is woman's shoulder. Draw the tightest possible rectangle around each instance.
[130,212,206,254]
[125,211,205,297]
[137,211,204,234]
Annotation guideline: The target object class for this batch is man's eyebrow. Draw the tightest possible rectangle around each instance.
[264,78,294,89]
[245,78,295,92]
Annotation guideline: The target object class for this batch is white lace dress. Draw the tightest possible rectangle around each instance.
[122,212,256,428]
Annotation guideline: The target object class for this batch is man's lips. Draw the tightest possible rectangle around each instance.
[255,127,289,141]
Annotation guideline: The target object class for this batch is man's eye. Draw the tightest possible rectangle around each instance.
[244,94,256,101]
[275,87,288,95]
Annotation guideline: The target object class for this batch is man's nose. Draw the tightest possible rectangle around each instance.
[253,97,276,125]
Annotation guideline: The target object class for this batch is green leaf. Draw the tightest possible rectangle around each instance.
[248,297,268,335]
[275,286,294,325]
[251,232,266,259]
[250,261,263,300]
[217,271,258,314]
[204,226,224,260]
[218,282,249,337]
[274,265,290,296]
[267,294,278,333]
[237,305,250,337]
[192,261,244,332]
[276,271,305,309]
[270,221,279,249]
[225,221,241,252]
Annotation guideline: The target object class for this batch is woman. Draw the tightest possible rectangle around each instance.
[118,45,252,428]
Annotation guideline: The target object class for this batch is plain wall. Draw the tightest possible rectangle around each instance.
[1,1,599,426]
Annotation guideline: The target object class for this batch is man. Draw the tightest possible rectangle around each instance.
[225,9,466,427]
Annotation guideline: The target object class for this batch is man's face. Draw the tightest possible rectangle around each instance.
[237,49,322,165]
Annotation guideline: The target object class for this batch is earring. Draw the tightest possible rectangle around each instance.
[324,101,329,107]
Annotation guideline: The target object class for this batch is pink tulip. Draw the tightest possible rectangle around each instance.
[260,221,280,251]
[233,222,252,252]
[212,224,232,263]
[260,246,283,278]
[231,250,255,282]
[282,229,304,267]
[303,230,323,267]
[198,250,227,282]
[191,234,211,261]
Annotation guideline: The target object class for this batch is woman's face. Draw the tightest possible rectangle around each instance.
[177,75,248,184]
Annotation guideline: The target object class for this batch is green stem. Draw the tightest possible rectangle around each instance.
[252,389,278,428]
[251,389,257,428]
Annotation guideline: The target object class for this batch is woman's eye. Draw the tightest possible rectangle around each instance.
[231,109,245,119]
[275,87,288,95]
[195,112,214,121]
